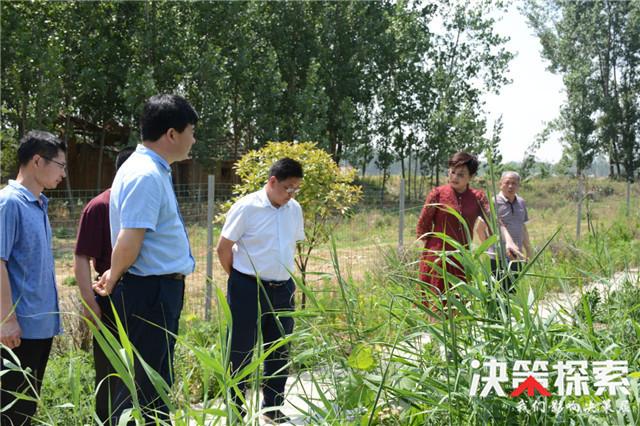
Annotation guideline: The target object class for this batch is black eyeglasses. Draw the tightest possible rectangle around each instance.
[43,157,67,170]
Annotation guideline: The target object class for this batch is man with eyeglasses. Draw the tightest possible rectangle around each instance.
[0,130,67,425]
[217,157,304,424]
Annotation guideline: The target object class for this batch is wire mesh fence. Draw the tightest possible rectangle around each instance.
[45,178,426,330]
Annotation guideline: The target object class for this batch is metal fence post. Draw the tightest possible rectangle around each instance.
[398,178,405,256]
[205,175,215,321]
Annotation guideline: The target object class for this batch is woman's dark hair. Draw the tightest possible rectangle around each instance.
[17,130,66,166]
[448,151,479,176]
[269,158,304,181]
[140,94,198,142]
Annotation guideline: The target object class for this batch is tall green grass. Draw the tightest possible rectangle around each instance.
[3,213,639,425]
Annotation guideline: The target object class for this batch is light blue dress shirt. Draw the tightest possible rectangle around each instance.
[109,145,195,276]
[0,180,61,339]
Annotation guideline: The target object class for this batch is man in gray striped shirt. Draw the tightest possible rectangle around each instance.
[486,171,533,292]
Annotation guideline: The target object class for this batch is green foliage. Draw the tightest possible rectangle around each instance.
[575,288,603,324]
[62,276,77,287]
[1,1,515,188]
[218,141,362,281]
[7,178,640,424]
[519,154,536,181]
[0,128,18,181]
[525,0,640,181]
[173,319,222,403]
[483,116,505,177]
[35,350,95,425]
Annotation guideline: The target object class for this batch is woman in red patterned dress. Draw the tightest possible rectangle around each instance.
[416,152,490,308]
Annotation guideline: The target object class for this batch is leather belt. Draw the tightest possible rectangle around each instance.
[158,273,186,281]
[233,269,289,287]
[123,272,185,281]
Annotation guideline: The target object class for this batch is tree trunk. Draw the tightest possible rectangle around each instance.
[19,97,28,139]
[96,127,106,191]
[413,155,419,201]
[429,165,434,188]
[406,151,411,202]
[62,114,74,204]
[576,173,583,240]
[380,169,388,206]
[608,151,615,178]
[232,91,240,161]
[300,270,307,309]
[626,179,631,218]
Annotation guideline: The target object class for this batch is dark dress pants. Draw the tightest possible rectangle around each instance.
[98,274,184,425]
[0,338,53,426]
[227,269,295,408]
[93,294,118,424]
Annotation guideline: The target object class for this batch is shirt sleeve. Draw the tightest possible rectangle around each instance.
[118,174,163,231]
[221,202,246,242]
[416,187,439,240]
[523,200,530,223]
[0,199,18,261]
[74,201,107,258]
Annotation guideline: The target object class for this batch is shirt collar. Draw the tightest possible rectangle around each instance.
[8,179,48,205]
[449,184,469,196]
[257,188,290,209]
[498,191,518,203]
[136,144,171,173]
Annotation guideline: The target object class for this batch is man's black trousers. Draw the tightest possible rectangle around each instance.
[227,269,295,408]
[97,273,184,425]
[0,338,53,426]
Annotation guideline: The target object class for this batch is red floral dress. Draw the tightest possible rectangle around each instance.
[416,184,490,298]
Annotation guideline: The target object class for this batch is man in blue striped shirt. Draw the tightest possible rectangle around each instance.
[1,130,67,425]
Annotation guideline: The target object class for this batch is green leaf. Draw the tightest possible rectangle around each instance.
[348,344,375,371]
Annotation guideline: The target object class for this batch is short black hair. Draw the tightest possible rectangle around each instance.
[115,147,135,171]
[140,94,198,142]
[448,151,479,176]
[269,158,304,181]
[17,130,66,166]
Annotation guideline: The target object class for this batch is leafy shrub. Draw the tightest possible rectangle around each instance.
[217,141,362,297]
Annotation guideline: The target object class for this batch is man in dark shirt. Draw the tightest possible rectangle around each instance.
[73,147,133,423]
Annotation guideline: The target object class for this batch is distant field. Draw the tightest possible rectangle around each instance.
[51,177,640,327]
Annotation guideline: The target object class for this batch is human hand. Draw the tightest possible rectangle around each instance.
[92,269,119,296]
[0,316,22,349]
[506,243,525,260]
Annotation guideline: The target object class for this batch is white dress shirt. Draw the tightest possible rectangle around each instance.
[221,188,304,281]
